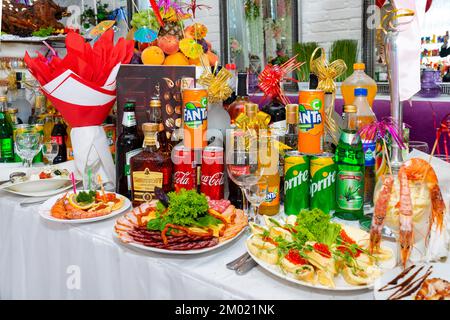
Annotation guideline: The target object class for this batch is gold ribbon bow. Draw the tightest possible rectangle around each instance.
[197,61,233,104]
[310,47,347,94]
[235,111,271,132]
[310,48,347,144]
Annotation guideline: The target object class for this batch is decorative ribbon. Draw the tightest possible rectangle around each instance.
[258,55,303,106]
[235,111,271,132]
[183,1,212,19]
[309,47,346,145]
[358,117,407,150]
[197,61,233,104]
[149,0,165,27]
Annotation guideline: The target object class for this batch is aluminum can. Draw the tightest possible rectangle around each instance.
[298,90,325,154]
[201,146,224,200]
[284,151,310,215]
[310,153,336,214]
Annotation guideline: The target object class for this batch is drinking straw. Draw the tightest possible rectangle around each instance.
[88,168,92,191]
[70,172,77,194]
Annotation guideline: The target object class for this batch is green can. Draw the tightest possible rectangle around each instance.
[284,151,310,215]
[310,153,336,214]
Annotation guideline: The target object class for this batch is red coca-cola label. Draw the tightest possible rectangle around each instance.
[51,136,64,145]
[174,170,196,191]
[201,147,224,200]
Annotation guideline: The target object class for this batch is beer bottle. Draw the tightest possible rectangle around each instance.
[116,101,143,199]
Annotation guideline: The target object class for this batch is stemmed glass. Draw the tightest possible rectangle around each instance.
[14,126,43,168]
[42,142,59,165]
[226,128,264,217]
[244,178,268,224]
[83,144,101,191]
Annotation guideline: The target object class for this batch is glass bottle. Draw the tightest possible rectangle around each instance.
[227,72,249,124]
[334,105,365,221]
[116,101,143,199]
[354,88,377,208]
[51,116,68,164]
[13,72,32,124]
[0,96,15,163]
[285,104,298,150]
[130,123,173,207]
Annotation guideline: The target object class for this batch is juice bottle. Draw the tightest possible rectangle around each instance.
[341,63,378,106]
[258,133,281,216]
[354,88,377,207]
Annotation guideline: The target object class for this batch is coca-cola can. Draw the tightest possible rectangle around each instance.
[201,146,225,200]
[173,145,196,191]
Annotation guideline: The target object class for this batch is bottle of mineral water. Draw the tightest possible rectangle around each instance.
[335,105,365,221]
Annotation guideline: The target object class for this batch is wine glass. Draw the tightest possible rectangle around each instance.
[226,128,264,216]
[244,178,268,224]
[14,126,42,168]
[42,142,59,165]
[83,144,101,191]
[409,141,430,154]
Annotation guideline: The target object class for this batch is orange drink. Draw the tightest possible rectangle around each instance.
[183,88,208,149]
[298,90,325,154]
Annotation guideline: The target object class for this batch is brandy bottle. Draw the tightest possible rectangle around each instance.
[130,123,172,206]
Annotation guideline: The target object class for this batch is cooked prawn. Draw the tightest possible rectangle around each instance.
[398,170,414,268]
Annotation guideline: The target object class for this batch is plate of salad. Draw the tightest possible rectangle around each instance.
[114,188,248,254]
[246,209,397,291]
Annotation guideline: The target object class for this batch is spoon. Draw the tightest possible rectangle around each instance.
[0,172,26,186]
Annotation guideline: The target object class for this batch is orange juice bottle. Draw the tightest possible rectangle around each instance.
[341,63,378,106]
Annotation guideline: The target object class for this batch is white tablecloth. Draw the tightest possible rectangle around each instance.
[0,192,381,300]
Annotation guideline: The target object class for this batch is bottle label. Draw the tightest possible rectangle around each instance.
[184,98,208,129]
[132,169,163,203]
[336,170,364,211]
[125,148,142,191]
[0,137,14,159]
[122,112,137,127]
[362,141,376,166]
[51,136,64,145]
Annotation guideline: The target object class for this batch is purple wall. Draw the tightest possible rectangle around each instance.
[251,95,450,153]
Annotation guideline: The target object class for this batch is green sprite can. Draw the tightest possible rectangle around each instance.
[310,153,336,214]
[284,151,310,215]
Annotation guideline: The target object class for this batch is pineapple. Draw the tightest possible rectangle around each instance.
[158,21,184,40]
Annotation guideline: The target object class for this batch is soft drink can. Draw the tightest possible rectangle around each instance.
[173,145,197,191]
[310,153,336,214]
[201,146,224,200]
[298,90,325,154]
[183,88,208,149]
[284,151,310,215]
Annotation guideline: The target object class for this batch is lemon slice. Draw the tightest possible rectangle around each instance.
[68,193,95,210]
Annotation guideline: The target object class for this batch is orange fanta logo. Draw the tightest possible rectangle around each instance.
[299,98,323,134]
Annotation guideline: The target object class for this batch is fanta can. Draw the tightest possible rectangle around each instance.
[182,88,208,149]
[298,90,325,154]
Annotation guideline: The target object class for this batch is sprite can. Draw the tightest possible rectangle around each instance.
[310,153,336,214]
[284,151,310,215]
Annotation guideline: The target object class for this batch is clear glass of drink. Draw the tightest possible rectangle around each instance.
[244,178,268,224]
[14,125,42,168]
[42,142,59,165]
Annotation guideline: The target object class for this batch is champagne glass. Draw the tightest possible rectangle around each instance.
[42,142,59,165]
[14,125,42,168]
[83,144,101,191]
[226,128,263,217]
[244,178,268,224]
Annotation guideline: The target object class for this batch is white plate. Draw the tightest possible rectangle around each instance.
[374,263,450,300]
[39,192,131,224]
[1,180,78,197]
[114,226,247,255]
[1,177,73,192]
[247,234,397,291]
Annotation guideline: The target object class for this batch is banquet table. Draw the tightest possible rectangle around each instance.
[0,191,382,300]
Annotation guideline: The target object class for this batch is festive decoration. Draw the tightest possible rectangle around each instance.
[182,0,212,19]
[432,113,450,159]
[235,112,271,133]
[359,118,407,150]
[90,20,116,37]
[1,0,67,37]
[179,38,203,59]
[149,0,165,27]
[24,29,134,188]
[197,62,233,103]
[258,56,303,106]
[134,27,158,43]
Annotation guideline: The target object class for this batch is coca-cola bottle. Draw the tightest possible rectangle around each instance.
[51,115,67,164]
[201,145,225,200]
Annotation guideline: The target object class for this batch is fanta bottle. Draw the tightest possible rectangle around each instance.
[341,63,378,107]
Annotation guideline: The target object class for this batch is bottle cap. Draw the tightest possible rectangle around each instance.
[225,63,236,70]
[354,63,366,71]
[142,123,160,132]
[354,88,368,97]
[344,105,357,113]
[124,101,136,108]
[244,103,258,117]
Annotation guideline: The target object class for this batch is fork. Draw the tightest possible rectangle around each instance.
[226,252,251,270]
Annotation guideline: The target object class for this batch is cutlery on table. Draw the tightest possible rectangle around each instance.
[235,257,258,275]
[0,172,26,186]
[20,198,50,207]
[226,252,251,270]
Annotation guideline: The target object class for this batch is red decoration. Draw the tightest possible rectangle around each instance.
[258,56,303,106]
[150,0,165,27]
[376,0,386,8]
[426,0,433,12]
